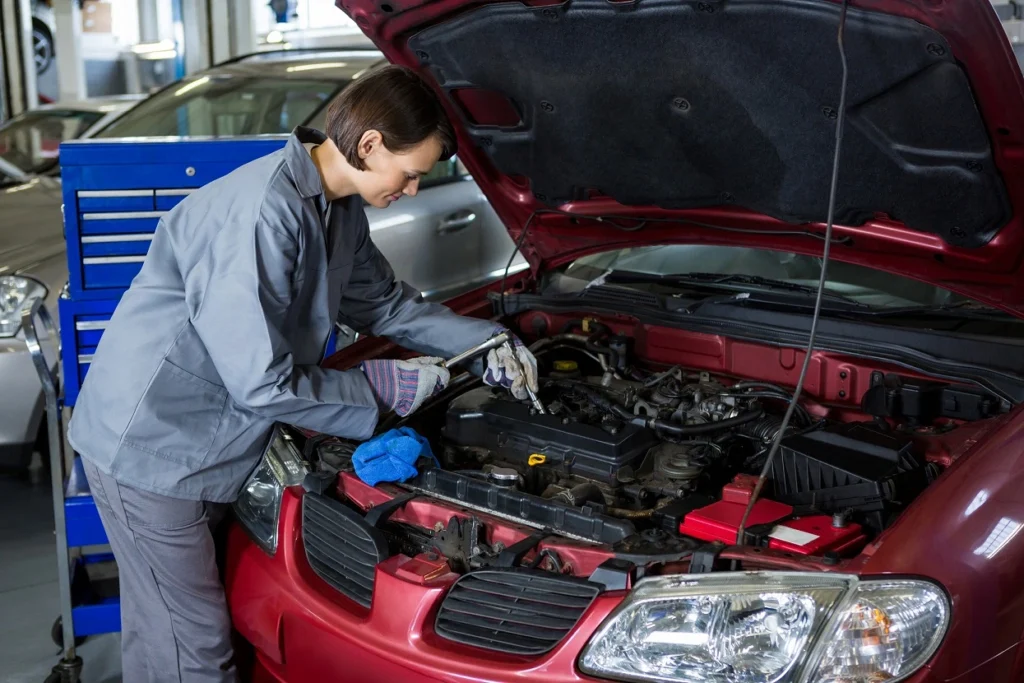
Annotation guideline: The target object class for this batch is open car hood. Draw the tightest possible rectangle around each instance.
[338,0,1024,315]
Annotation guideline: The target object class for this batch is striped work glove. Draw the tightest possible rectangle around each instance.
[360,357,450,417]
[483,327,539,401]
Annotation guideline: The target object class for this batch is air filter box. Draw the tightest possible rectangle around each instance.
[771,423,929,533]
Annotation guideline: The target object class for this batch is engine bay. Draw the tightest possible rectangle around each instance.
[307,316,1005,577]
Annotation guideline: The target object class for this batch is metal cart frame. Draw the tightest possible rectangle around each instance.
[23,299,88,683]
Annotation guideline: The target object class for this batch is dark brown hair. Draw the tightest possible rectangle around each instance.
[325,64,456,170]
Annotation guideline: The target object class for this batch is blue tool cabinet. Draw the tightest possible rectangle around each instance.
[34,136,291,675]
[61,137,288,301]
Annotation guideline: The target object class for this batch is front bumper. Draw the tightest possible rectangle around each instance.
[225,487,620,683]
[226,487,980,683]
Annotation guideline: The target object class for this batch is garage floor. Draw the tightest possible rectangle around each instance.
[0,471,122,683]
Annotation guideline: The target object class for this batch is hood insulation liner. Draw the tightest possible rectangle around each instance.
[409,0,1010,247]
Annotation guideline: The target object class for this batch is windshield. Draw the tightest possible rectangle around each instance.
[560,245,977,310]
[0,109,103,175]
[95,75,339,138]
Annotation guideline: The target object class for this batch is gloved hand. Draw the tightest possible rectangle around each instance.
[360,357,450,417]
[483,327,539,401]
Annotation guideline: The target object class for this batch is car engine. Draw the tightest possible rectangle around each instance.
[309,320,974,573]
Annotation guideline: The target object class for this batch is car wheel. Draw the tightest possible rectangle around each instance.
[33,20,54,74]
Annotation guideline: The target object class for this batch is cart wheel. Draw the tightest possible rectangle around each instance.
[50,616,86,648]
[44,673,61,683]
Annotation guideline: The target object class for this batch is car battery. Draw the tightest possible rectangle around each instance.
[678,475,867,555]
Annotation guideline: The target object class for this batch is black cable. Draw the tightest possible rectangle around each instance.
[650,409,765,437]
[500,211,539,317]
[736,0,851,546]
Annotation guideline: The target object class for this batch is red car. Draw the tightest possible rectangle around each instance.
[224,0,1024,681]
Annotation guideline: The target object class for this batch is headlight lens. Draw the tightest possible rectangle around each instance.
[233,428,307,555]
[807,580,949,683]
[579,573,851,683]
[579,573,950,683]
[0,276,48,338]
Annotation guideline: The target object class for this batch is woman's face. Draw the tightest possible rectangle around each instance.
[356,130,442,209]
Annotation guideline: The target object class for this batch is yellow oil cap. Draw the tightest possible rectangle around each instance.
[528,454,547,466]
[553,360,578,372]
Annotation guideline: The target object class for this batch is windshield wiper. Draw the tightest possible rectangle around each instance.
[602,270,864,307]
[857,301,1013,320]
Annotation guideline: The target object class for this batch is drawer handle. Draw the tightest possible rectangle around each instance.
[75,321,109,331]
[155,189,195,197]
[81,234,154,244]
[78,190,154,198]
[78,354,94,364]
[81,211,166,220]
[83,256,147,265]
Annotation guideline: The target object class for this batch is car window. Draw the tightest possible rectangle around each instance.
[0,109,103,174]
[94,76,339,138]
[561,244,975,310]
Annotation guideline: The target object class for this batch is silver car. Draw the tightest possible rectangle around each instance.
[0,50,523,472]
[0,95,143,472]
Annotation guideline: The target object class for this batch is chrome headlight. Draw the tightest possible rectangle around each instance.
[0,276,48,338]
[233,428,307,555]
[579,572,949,683]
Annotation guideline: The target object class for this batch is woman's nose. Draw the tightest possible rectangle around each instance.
[403,178,420,197]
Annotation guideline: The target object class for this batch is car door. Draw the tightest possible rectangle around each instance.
[364,157,489,300]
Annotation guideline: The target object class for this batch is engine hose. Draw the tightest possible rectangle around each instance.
[640,409,765,437]
[738,415,790,444]
[730,381,795,396]
[723,391,813,426]
[550,483,605,507]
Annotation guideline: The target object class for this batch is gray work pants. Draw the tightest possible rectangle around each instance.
[81,459,237,683]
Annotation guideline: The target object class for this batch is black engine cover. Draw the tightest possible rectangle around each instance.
[444,387,658,485]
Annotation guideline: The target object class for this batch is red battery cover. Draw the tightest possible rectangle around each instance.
[766,516,867,555]
[677,475,867,556]
[678,498,793,544]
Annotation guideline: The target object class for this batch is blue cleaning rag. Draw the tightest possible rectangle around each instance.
[352,427,439,487]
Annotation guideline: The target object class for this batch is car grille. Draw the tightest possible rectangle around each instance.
[301,492,389,608]
[434,569,602,655]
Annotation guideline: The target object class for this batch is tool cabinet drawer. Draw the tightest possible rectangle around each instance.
[76,190,155,213]
[71,208,165,294]
[59,298,120,406]
[60,136,287,299]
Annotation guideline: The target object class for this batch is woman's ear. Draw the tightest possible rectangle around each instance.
[358,130,383,162]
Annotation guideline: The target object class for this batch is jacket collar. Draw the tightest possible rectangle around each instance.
[286,126,329,199]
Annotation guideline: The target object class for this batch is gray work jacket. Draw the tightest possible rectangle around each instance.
[67,127,497,502]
